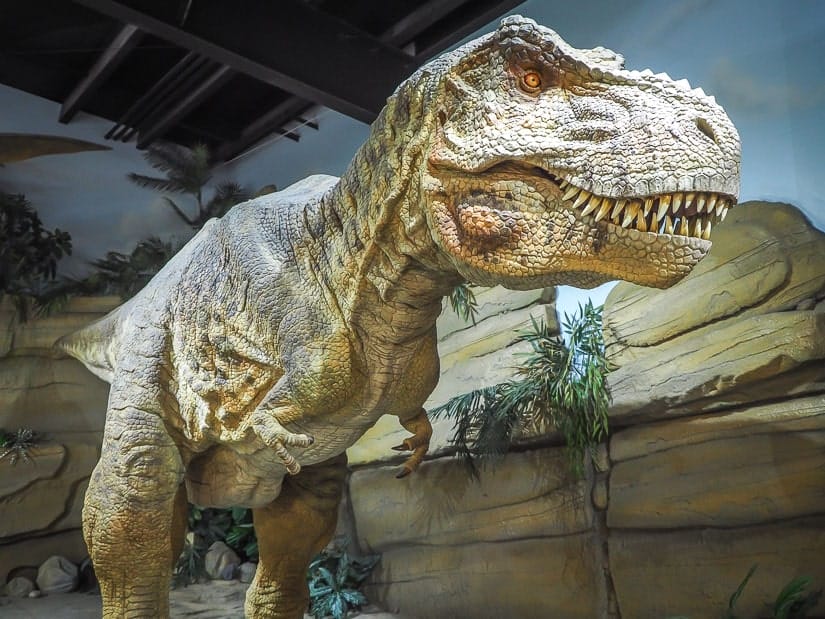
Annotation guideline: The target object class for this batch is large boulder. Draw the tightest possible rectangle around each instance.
[36,555,79,594]
[604,202,825,422]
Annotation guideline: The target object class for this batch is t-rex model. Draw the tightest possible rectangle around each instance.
[58,16,740,618]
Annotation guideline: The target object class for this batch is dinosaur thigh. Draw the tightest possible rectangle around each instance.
[185,444,286,508]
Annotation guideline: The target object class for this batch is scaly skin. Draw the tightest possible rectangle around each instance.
[58,16,739,618]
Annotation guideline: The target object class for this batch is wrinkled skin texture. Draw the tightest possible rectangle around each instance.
[58,16,739,618]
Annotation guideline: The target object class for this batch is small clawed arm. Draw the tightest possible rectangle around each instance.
[391,408,432,478]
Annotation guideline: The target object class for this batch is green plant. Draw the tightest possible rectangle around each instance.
[771,576,822,619]
[724,565,759,619]
[128,142,249,230]
[0,428,39,465]
[173,504,258,587]
[668,565,822,619]
[307,537,379,619]
[431,300,610,477]
[448,283,479,325]
[0,192,72,320]
[35,237,180,313]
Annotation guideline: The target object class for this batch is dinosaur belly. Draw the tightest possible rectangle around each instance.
[184,418,372,508]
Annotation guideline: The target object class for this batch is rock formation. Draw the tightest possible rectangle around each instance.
[0,296,118,583]
[343,201,825,619]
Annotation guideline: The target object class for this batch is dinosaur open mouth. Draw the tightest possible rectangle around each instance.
[479,161,735,241]
[556,178,734,241]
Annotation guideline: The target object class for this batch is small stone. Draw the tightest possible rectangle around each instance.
[238,561,257,584]
[28,589,42,598]
[36,555,79,594]
[204,541,240,581]
[6,576,35,598]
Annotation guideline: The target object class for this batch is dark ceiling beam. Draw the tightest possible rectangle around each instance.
[72,0,418,123]
[107,52,205,140]
[381,0,471,49]
[414,0,526,60]
[59,23,143,123]
[213,0,486,162]
[136,64,233,148]
[214,96,314,162]
[123,56,214,142]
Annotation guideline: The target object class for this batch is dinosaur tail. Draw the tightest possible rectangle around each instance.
[55,304,123,383]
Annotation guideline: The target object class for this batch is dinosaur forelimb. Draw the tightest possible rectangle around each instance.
[250,409,314,475]
[392,408,432,478]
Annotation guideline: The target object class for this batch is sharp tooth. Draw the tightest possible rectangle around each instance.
[720,206,728,221]
[559,179,568,188]
[573,191,590,209]
[581,200,599,217]
[611,199,626,220]
[657,196,671,221]
[716,198,726,217]
[685,192,696,210]
[672,193,683,214]
[643,198,654,218]
[622,202,640,228]
[664,216,675,234]
[694,218,703,238]
[703,219,712,240]
[562,185,580,201]
[707,193,718,215]
[678,217,689,236]
[696,195,707,214]
[595,199,612,222]
[638,214,648,232]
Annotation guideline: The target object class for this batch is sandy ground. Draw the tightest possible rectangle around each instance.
[0,580,398,618]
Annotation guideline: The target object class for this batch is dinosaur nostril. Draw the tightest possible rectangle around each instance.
[696,117,718,144]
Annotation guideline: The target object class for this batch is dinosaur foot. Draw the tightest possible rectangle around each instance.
[251,411,314,475]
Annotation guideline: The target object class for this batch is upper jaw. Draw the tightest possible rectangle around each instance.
[454,159,738,243]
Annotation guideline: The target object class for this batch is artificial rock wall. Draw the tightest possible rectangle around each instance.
[343,201,825,619]
[0,296,117,583]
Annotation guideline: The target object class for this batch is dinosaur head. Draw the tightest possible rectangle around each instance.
[417,16,740,289]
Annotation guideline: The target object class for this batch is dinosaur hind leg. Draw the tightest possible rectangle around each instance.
[245,453,348,619]
[83,395,184,618]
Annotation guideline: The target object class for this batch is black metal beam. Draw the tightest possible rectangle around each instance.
[72,0,418,123]
[107,52,205,141]
[214,96,314,162]
[414,0,526,61]
[59,23,143,123]
[211,0,483,162]
[381,0,471,50]
[136,64,233,148]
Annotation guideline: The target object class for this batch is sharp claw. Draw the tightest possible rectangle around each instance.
[391,444,408,451]
[396,467,412,479]
[307,435,315,446]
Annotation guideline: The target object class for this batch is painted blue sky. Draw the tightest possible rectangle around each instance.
[1,0,823,317]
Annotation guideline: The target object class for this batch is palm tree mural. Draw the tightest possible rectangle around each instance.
[127,142,251,230]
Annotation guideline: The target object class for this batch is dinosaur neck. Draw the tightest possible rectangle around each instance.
[305,92,461,341]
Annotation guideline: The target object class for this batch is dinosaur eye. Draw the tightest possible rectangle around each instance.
[520,70,542,92]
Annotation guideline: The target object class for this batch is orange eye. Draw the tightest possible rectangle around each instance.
[521,70,542,91]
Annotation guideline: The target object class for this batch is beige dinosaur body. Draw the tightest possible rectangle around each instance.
[59,16,740,618]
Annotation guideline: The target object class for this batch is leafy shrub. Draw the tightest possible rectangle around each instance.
[307,537,379,619]
[0,192,71,320]
[173,505,257,587]
[431,300,610,476]
[669,565,822,619]
[0,427,39,465]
